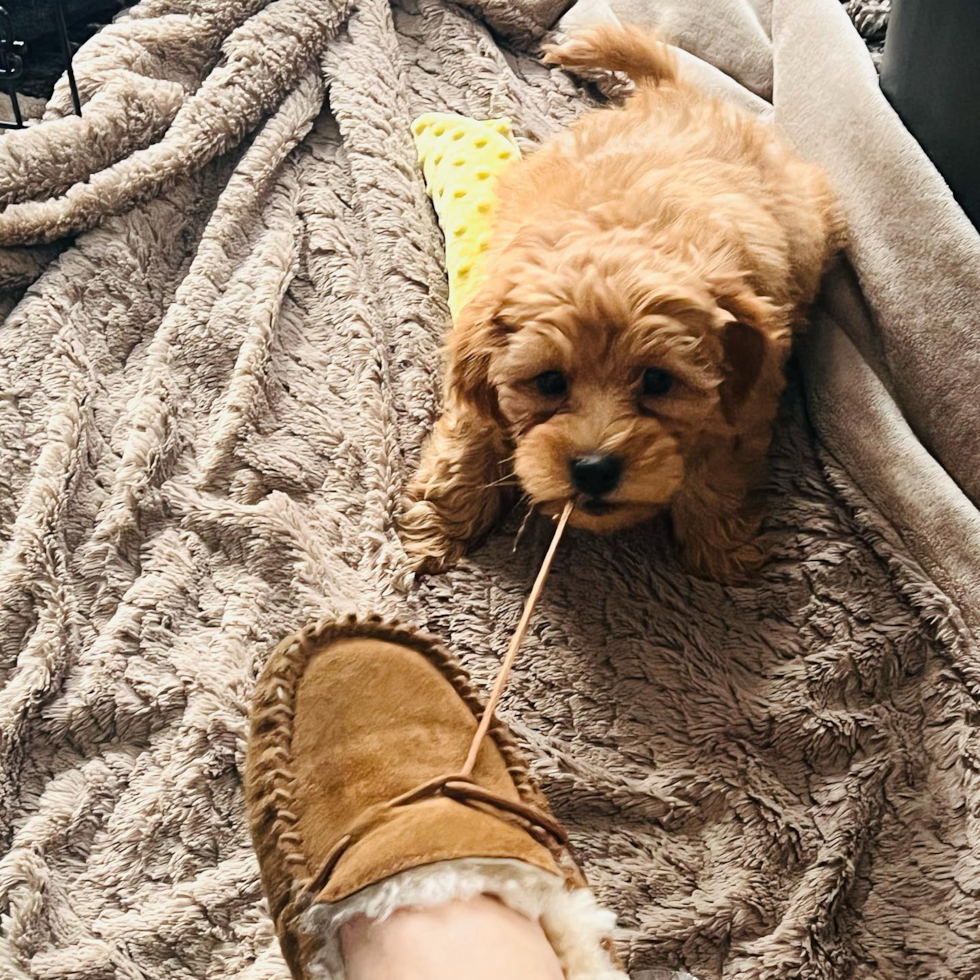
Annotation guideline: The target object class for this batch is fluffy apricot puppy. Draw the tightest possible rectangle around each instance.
[402,25,844,581]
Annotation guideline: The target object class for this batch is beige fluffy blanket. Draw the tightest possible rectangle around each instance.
[1,1,978,978]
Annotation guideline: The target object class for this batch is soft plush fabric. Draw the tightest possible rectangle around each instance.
[411,113,521,319]
[1,1,978,979]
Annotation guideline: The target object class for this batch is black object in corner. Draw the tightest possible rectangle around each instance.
[881,0,980,230]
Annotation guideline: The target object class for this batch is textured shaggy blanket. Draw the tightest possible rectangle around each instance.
[1,1,978,978]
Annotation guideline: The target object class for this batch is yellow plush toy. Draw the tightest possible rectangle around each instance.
[412,112,522,321]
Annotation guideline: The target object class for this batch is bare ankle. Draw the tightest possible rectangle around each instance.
[341,894,565,980]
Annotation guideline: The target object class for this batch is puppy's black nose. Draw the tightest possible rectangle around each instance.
[570,454,622,497]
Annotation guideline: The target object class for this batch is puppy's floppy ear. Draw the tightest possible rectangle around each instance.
[715,288,787,423]
[445,287,508,417]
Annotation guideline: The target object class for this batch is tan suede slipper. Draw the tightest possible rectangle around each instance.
[246,613,625,980]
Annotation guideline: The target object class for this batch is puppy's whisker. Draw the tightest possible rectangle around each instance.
[483,473,520,490]
[512,495,535,553]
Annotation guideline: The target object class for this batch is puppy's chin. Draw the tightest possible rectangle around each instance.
[536,498,661,533]
[572,501,661,533]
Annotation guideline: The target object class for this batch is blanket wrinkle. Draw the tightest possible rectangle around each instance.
[1,0,979,978]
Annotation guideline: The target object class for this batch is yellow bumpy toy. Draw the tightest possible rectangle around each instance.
[412,112,522,321]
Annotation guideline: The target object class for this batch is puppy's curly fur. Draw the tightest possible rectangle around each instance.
[402,25,845,581]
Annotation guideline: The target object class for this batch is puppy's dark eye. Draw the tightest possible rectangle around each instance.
[535,371,568,398]
[642,368,673,397]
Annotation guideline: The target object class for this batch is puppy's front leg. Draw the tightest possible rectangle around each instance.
[401,396,510,573]
[670,446,768,583]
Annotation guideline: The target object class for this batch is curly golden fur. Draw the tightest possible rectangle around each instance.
[402,25,845,581]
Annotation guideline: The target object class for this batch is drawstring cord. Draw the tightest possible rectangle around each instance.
[461,500,574,775]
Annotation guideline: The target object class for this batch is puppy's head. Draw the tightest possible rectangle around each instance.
[448,227,782,532]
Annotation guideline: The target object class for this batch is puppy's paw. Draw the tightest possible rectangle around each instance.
[541,35,578,66]
[399,498,470,576]
[541,30,638,101]
[681,535,767,585]
[541,30,606,70]
[672,492,769,584]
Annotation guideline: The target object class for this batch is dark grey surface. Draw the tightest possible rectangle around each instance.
[881,0,980,229]
[5,0,120,43]
[1,0,130,102]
